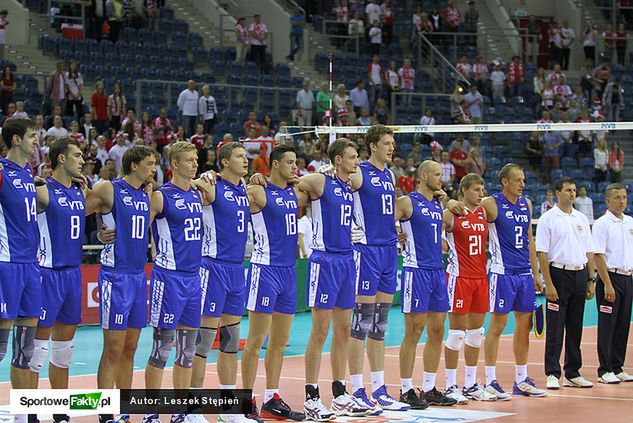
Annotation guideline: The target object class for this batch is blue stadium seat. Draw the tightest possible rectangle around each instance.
[551,169,564,181]
[597,181,610,193]
[561,157,576,168]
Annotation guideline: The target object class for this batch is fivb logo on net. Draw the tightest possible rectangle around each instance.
[10,390,120,414]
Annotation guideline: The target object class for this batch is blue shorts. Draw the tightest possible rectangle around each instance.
[246,263,296,315]
[306,250,356,310]
[200,258,245,318]
[99,267,147,330]
[488,271,535,314]
[0,262,41,319]
[401,267,450,314]
[150,267,202,329]
[39,267,82,327]
[354,244,398,296]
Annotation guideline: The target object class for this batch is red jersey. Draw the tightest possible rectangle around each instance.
[445,206,488,277]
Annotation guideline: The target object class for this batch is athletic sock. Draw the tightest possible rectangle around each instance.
[422,372,436,393]
[445,368,457,388]
[371,371,385,393]
[305,384,319,400]
[264,389,279,404]
[515,364,527,384]
[464,365,477,388]
[401,378,413,392]
[219,384,236,390]
[350,373,364,393]
[485,366,496,385]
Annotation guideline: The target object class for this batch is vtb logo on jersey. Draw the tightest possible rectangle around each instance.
[370,176,394,191]
[505,210,528,223]
[275,197,297,209]
[223,191,249,206]
[57,197,85,210]
[12,178,36,192]
[175,199,203,213]
[123,196,149,211]
[333,187,353,201]
[420,207,442,220]
[460,220,485,231]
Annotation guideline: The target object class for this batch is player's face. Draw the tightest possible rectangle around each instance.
[174,150,198,179]
[276,152,297,180]
[134,155,157,183]
[422,163,443,191]
[63,144,85,178]
[226,147,249,177]
[504,169,525,196]
[17,127,37,157]
[556,182,576,206]
[606,188,627,215]
[338,147,360,175]
[372,134,395,164]
[463,183,485,206]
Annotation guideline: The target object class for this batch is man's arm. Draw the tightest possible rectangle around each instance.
[296,173,325,200]
[36,184,49,214]
[594,253,616,302]
[85,180,113,215]
[394,195,413,222]
[527,198,543,293]
[246,184,266,214]
[586,252,595,300]
[149,190,164,223]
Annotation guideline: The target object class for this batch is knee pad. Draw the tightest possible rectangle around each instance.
[445,329,466,351]
[0,328,9,363]
[29,339,50,373]
[50,340,74,369]
[368,302,391,341]
[465,327,485,349]
[11,326,36,369]
[351,303,375,341]
[195,327,217,359]
[219,323,240,354]
[174,329,197,368]
[148,328,174,369]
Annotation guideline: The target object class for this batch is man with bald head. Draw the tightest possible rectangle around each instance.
[177,79,199,137]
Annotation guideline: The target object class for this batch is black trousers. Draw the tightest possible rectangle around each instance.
[545,266,588,379]
[561,47,571,70]
[596,272,633,376]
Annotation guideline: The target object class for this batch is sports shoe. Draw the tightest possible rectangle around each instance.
[142,414,161,423]
[331,392,370,416]
[169,415,186,423]
[423,387,457,406]
[52,414,69,423]
[371,385,410,411]
[615,371,633,382]
[484,380,512,401]
[261,394,305,421]
[352,387,382,415]
[462,383,497,401]
[244,397,264,423]
[217,415,258,423]
[546,375,560,390]
[184,415,209,423]
[563,376,593,388]
[399,388,428,410]
[598,372,621,384]
[513,377,548,396]
[444,385,469,405]
[303,397,335,421]
[115,417,131,423]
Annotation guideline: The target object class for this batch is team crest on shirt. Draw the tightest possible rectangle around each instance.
[577,225,584,233]
[629,228,633,236]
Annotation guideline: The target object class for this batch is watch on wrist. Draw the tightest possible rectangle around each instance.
[588,276,596,283]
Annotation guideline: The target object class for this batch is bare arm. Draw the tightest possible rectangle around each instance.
[586,252,595,300]
[527,198,543,293]
[442,209,454,232]
[36,185,49,213]
[85,180,114,215]
[349,168,363,191]
[247,184,266,213]
[394,195,413,222]
[296,173,325,200]
[150,190,164,224]
[538,251,555,300]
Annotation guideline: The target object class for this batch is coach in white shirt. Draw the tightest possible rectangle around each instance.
[177,80,200,138]
[536,176,595,390]
[592,183,633,384]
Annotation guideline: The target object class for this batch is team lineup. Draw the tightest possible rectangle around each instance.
[0,118,629,423]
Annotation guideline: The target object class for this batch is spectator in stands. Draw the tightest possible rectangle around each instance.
[571,85,588,111]
[144,0,160,31]
[44,106,62,130]
[296,79,315,128]
[48,61,66,110]
[616,23,628,64]
[348,12,365,40]
[316,81,330,119]
[443,0,461,33]
[350,79,369,116]
[464,84,483,124]
[34,114,46,148]
[82,112,94,139]
[152,107,172,153]
[527,15,542,62]
[235,17,250,62]
[68,120,86,146]
[107,83,125,132]
[249,14,269,72]
[456,56,472,81]
[603,24,616,62]
[199,84,218,135]
[576,108,593,157]
[357,107,371,126]
[593,57,611,100]
[252,142,271,177]
[243,127,262,162]
[463,1,479,46]
[0,10,8,60]
[399,164,416,194]
[541,189,556,215]
[381,0,395,45]
[12,101,27,118]
[449,83,465,117]
[559,111,575,158]
[526,131,545,172]
[189,123,206,149]
[121,107,141,138]
[490,63,506,104]
[87,127,98,146]
[466,147,486,176]
[384,60,400,107]
[242,110,262,137]
[533,67,546,100]
[610,140,624,182]
[339,100,356,126]
[574,186,594,221]
[287,6,305,62]
[473,55,488,96]
[0,65,15,115]
[91,80,108,135]
[544,130,562,181]
[554,74,572,108]
[373,98,390,125]
[365,0,381,28]
[307,148,325,172]
[560,20,575,70]
[548,20,561,69]
[138,112,152,145]
[602,78,624,122]
[333,83,349,112]
[583,22,598,63]
[449,132,471,152]
[507,53,524,98]
[594,138,609,185]
[541,79,555,110]
[262,114,276,134]
[171,125,186,143]
[368,19,382,55]
[64,60,84,122]
[450,138,468,184]
[440,151,456,193]
[46,115,69,139]
[418,108,435,145]
[177,80,199,137]
[367,55,383,108]
[398,58,415,105]
[200,147,219,175]
[106,0,124,42]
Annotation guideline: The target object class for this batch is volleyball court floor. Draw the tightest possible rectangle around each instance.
[1,304,631,422]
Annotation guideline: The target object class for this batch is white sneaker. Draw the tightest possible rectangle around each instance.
[463,383,497,401]
[598,372,621,384]
[331,393,370,417]
[303,398,335,421]
[546,375,560,390]
[615,371,633,382]
[563,376,594,388]
[484,380,512,401]
[217,415,257,423]
[184,415,209,423]
[444,385,469,405]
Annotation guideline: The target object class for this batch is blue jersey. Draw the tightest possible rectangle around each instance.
[311,175,354,254]
[153,182,203,273]
[489,193,531,274]
[38,178,85,269]
[401,191,443,269]
[353,162,397,246]
[101,179,151,273]
[0,158,38,263]
[202,178,249,264]
[251,182,298,267]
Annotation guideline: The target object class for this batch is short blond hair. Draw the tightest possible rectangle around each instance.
[169,141,197,163]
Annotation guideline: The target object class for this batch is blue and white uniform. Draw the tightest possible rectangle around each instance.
[0,158,40,319]
[247,182,298,314]
[98,179,150,330]
[400,191,449,313]
[306,175,356,310]
[200,177,250,317]
[353,162,398,296]
[150,182,203,329]
[488,193,535,313]
[37,178,84,326]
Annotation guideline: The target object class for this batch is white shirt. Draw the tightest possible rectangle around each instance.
[536,205,593,266]
[561,27,576,48]
[369,26,382,44]
[419,115,435,136]
[491,70,505,86]
[592,210,633,271]
[108,143,130,172]
[366,3,381,24]
[249,22,268,46]
[242,138,261,160]
[296,89,315,109]
[464,91,483,118]
[574,196,594,221]
[198,95,218,120]
[46,126,69,139]
[298,215,313,258]
[177,89,200,116]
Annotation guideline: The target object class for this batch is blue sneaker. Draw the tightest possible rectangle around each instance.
[352,388,383,415]
[371,385,411,411]
[513,377,548,397]
[484,380,512,401]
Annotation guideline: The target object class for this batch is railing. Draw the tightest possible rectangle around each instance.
[218,11,275,60]
[389,92,453,125]
[311,18,362,57]
[48,0,85,33]
[416,33,470,94]
[592,34,632,66]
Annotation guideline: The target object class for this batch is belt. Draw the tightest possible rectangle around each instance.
[608,268,633,276]
[551,262,585,271]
